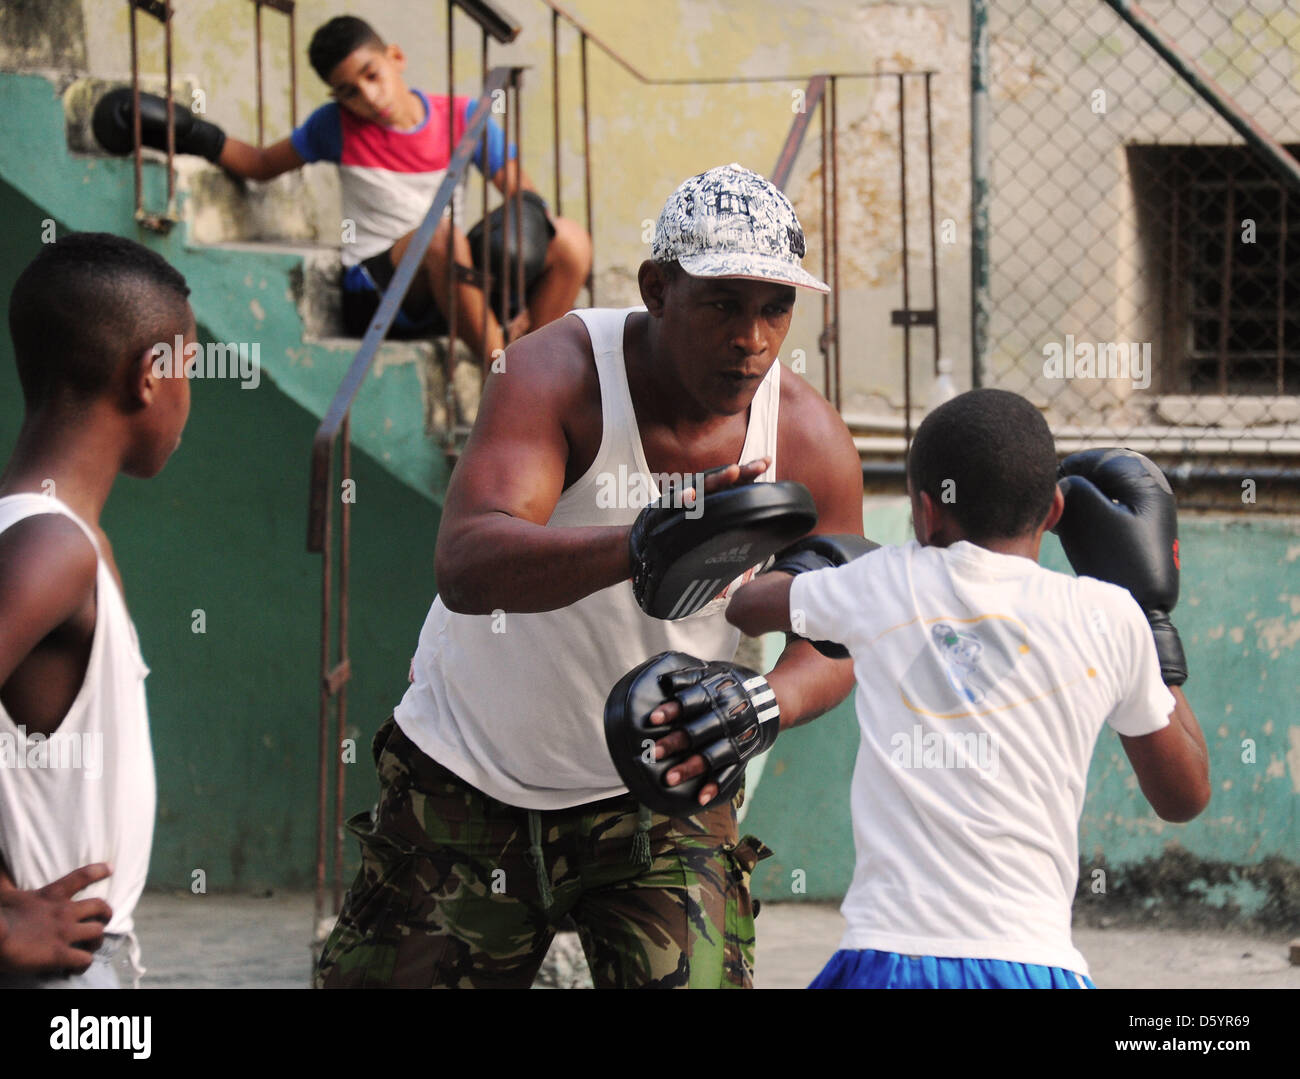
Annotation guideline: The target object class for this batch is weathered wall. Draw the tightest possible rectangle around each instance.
[0,0,85,71]
[58,0,974,412]
[0,2,1295,907]
[984,0,1300,422]
[0,68,450,889]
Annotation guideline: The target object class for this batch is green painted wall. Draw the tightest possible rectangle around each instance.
[744,498,1300,923]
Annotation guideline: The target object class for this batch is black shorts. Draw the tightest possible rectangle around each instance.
[340,249,448,340]
[340,246,528,340]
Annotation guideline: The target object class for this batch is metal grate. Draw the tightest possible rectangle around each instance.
[975,0,1300,511]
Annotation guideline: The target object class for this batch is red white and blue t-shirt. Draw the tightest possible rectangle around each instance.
[291,90,515,266]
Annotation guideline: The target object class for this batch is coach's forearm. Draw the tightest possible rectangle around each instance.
[435,515,630,614]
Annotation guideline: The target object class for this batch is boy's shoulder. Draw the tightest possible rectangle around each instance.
[0,495,99,643]
[292,90,466,165]
[0,493,99,573]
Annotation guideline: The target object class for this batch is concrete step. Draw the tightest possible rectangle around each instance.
[301,333,485,437]
[64,76,341,249]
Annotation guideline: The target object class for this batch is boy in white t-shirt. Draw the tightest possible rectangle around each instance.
[725,388,1210,988]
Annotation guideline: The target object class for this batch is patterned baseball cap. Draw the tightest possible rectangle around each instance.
[651,163,829,292]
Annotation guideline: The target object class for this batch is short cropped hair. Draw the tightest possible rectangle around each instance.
[8,232,190,410]
[908,388,1058,541]
[308,16,385,83]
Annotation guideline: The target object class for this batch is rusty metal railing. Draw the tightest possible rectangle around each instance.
[308,1,945,932]
[127,0,174,231]
[539,0,940,417]
[249,0,297,147]
[445,0,524,430]
[307,63,518,932]
[124,0,297,230]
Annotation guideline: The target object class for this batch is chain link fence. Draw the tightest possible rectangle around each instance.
[982,0,1300,511]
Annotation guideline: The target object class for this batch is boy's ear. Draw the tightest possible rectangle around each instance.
[1041,482,1065,534]
[388,42,406,72]
[128,342,166,407]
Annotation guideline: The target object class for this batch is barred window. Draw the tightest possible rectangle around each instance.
[1131,144,1300,395]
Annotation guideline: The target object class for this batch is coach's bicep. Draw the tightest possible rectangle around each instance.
[442,360,569,526]
[781,386,864,537]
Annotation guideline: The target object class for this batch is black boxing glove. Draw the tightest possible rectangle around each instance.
[767,533,880,658]
[1053,448,1187,685]
[92,88,227,164]
[468,190,556,301]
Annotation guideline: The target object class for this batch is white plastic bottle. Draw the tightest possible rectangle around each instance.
[927,356,958,412]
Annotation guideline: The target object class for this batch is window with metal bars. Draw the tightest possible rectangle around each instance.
[1131,144,1300,396]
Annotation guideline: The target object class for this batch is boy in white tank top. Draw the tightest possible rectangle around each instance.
[0,233,194,987]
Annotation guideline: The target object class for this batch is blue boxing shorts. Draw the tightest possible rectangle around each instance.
[809,949,1095,989]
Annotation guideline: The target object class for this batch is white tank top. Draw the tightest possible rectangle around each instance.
[0,494,156,939]
[395,306,782,809]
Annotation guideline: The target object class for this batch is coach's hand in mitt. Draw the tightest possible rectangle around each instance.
[604,651,780,816]
[628,463,817,620]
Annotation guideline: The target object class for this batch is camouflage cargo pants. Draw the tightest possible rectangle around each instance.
[315,716,773,989]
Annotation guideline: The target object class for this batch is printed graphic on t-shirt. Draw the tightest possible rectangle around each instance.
[898,613,1033,718]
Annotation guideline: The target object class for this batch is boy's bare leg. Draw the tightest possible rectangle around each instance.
[524,216,593,332]
[389,221,505,361]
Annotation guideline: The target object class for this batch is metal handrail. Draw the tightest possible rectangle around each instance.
[248,0,297,147]
[1102,0,1300,196]
[128,0,175,231]
[126,0,299,226]
[770,76,826,189]
[453,0,521,43]
[306,4,944,931]
[306,65,514,930]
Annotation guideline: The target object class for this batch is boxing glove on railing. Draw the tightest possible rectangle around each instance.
[92,88,227,164]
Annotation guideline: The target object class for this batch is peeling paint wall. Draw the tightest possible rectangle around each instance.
[0,0,86,72]
[54,0,975,410]
[1,2,1296,904]
[14,1,1300,418]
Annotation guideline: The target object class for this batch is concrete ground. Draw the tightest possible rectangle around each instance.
[132,892,1300,989]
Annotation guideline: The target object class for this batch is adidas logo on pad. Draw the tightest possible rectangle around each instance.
[704,543,753,566]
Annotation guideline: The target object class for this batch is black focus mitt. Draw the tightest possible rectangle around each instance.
[629,479,817,620]
[604,651,780,816]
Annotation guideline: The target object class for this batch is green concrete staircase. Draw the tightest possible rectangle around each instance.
[2,70,481,506]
